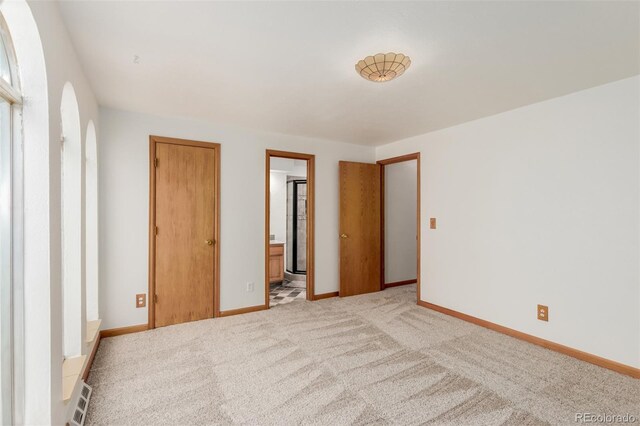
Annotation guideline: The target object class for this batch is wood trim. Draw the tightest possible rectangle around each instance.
[306,156,316,300]
[416,154,421,302]
[100,324,149,338]
[82,333,101,382]
[312,291,339,300]
[383,279,417,289]
[265,150,316,307]
[149,135,222,150]
[418,300,640,379]
[265,152,270,307]
[379,164,385,291]
[378,152,421,166]
[265,150,315,161]
[219,304,268,317]
[149,135,221,328]
[149,139,156,328]
[377,152,421,302]
[213,140,221,317]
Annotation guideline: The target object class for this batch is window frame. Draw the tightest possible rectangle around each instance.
[0,11,23,426]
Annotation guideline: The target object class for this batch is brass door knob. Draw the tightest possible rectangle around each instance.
[205,239,214,246]
[340,234,348,239]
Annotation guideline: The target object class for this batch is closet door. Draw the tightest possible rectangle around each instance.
[153,142,216,327]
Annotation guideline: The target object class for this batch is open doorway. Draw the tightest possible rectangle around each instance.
[337,155,420,301]
[379,153,420,301]
[265,150,315,308]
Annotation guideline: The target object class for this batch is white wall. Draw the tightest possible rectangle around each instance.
[270,157,307,177]
[99,107,374,329]
[3,1,100,424]
[269,172,287,242]
[384,160,417,283]
[376,76,640,369]
[86,121,99,321]
[60,82,84,359]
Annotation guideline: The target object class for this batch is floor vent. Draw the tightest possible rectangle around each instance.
[70,382,92,426]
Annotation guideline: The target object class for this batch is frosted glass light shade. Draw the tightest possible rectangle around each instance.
[355,52,411,82]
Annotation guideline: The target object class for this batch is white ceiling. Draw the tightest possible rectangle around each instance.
[58,1,639,146]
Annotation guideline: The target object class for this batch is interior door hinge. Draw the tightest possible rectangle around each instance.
[155,226,158,235]
[154,294,158,303]
[155,158,159,167]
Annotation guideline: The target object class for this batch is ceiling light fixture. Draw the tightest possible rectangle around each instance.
[355,52,411,83]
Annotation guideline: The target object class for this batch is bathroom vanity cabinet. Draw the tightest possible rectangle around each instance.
[269,243,284,283]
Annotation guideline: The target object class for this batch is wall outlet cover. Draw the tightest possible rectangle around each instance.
[247,282,255,292]
[136,293,146,308]
[537,304,548,321]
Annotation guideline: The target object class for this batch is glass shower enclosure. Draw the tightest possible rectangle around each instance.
[286,179,307,275]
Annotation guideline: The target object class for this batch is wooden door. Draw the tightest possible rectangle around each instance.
[339,161,381,297]
[154,142,215,327]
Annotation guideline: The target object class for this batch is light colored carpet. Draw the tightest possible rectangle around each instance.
[87,285,640,425]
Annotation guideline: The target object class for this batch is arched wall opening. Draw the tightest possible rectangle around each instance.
[85,120,98,321]
[1,0,50,423]
[60,82,82,358]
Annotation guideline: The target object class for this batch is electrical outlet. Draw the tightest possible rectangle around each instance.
[246,282,255,292]
[537,304,548,322]
[136,293,146,308]
[430,218,437,229]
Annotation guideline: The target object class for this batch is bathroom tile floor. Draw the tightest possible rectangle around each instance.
[269,280,306,306]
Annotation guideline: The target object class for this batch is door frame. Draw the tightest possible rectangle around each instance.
[377,153,421,302]
[265,150,315,307]
[148,135,221,329]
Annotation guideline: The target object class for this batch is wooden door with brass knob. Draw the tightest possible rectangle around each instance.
[339,161,381,297]
[151,137,220,328]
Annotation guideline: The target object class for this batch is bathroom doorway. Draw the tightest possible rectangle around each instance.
[265,150,315,308]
